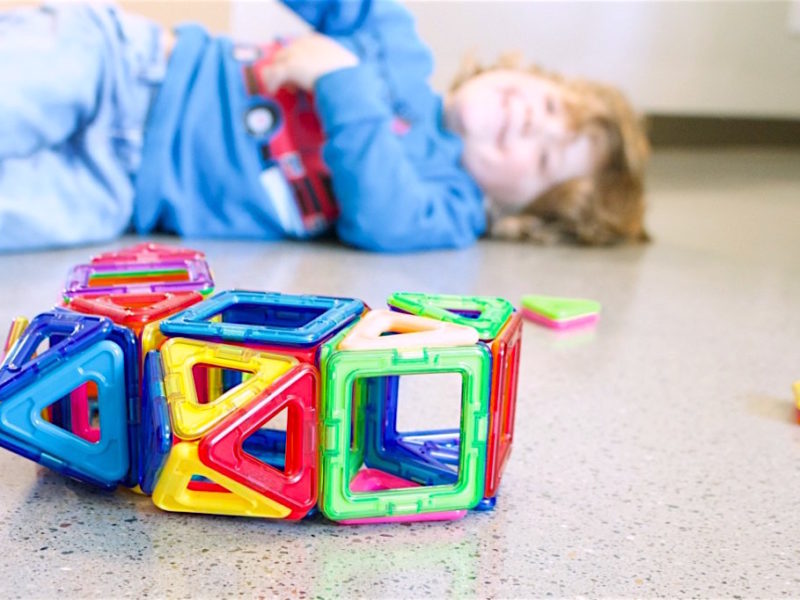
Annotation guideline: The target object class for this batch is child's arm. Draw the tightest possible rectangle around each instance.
[271,1,486,252]
[314,66,485,251]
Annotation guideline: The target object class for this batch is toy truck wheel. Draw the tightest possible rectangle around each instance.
[244,104,280,137]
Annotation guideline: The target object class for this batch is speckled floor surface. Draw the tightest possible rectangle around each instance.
[0,148,798,599]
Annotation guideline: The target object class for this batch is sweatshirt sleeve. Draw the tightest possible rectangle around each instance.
[279,0,372,35]
[314,65,485,252]
[0,6,104,160]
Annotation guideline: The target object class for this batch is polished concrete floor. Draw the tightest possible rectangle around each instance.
[0,148,798,598]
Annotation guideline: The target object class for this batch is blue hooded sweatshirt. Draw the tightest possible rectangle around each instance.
[134,0,486,252]
[0,4,164,252]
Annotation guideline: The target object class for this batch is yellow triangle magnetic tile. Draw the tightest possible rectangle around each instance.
[160,338,296,440]
[2,317,29,365]
[151,441,291,518]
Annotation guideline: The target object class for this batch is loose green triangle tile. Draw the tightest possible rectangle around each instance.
[521,295,601,321]
[387,292,513,340]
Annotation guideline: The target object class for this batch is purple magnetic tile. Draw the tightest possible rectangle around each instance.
[63,259,214,299]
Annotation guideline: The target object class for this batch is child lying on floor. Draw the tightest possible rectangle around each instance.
[0,0,649,253]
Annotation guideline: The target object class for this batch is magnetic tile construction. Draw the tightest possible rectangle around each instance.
[0,244,522,523]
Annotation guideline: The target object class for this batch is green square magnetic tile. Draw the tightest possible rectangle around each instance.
[317,343,491,521]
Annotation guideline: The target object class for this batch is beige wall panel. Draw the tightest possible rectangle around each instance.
[2,1,230,32]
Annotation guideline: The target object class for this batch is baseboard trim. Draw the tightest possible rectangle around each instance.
[647,114,800,147]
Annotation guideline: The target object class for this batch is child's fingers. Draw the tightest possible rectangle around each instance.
[271,45,294,64]
[261,44,300,93]
[261,62,290,94]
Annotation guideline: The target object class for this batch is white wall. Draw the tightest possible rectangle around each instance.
[232,0,800,118]
[231,0,310,42]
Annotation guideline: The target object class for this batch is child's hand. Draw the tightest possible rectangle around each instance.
[261,33,359,94]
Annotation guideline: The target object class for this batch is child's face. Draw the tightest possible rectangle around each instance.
[445,69,601,211]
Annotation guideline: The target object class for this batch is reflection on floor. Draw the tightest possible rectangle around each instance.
[0,148,798,598]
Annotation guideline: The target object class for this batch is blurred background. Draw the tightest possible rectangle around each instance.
[9,0,799,142]
[0,5,798,597]
[125,0,800,144]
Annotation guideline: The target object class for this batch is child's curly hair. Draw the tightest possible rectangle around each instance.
[452,54,651,245]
